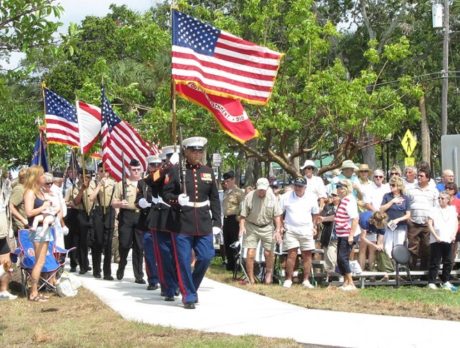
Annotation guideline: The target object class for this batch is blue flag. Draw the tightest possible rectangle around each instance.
[30,132,49,172]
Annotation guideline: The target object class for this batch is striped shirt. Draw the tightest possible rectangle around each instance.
[407,184,439,224]
[334,195,359,237]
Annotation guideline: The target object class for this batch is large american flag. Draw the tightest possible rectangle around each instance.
[172,10,282,105]
[44,88,80,147]
[101,88,158,182]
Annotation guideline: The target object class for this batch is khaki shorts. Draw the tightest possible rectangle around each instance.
[283,230,315,252]
[243,228,274,251]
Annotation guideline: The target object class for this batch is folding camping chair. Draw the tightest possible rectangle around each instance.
[16,228,74,297]
[391,244,412,288]
[232,238,266,283]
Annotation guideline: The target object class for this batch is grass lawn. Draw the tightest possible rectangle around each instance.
[0,287,301,348]
[207,262,460,321]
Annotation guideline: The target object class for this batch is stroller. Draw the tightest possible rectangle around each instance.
[15,228,74,297]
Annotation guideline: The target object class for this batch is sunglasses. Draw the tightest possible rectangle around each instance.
[190,149,204,153]
[390,172,400,176]
[304,167,314,170]
[45,182,53,186]
[374,175,383,178]
[390,184,396,187]
[131,168,142,171]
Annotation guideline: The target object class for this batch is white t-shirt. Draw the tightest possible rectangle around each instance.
[364,183,390,211]
[429,206,458,243]
[305,175,327,200]
[280,191,319,235]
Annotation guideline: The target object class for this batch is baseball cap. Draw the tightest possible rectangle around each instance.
[256,177,270,190]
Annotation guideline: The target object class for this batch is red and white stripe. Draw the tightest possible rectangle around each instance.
[172,32,282,105]
[101,120,157,182]
[45,114,80,147]
[76,101,101,154]
[334,197,352,237]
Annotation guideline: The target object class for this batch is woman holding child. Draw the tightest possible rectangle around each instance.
[24,165,54,302]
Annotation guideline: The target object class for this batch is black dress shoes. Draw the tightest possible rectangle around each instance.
[69,267,77,273]
[184,302,195,309]
[116,268,124,280]
[164,296,175,302]
[79,269,88,275]
[93,273,102,279]
[135,279,146,285]
[103,275,114,281]
[147,284,159,290]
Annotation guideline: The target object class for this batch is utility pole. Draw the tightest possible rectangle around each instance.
[441,0,449,136]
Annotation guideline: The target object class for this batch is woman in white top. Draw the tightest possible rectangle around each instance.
[427,191,458,291]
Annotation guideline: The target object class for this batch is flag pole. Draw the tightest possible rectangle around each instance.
[171,2,177,146]
[41,82,51,169]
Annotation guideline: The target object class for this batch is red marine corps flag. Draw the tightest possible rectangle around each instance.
[176,83,258,143]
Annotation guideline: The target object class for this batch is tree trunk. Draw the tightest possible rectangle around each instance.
[420,95,431,167]
[361,138,377,169]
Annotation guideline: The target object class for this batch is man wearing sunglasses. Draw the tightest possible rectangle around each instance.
[112,159,145,283]
[87,163,116,280]
[163,136,221,309]
[407,168,439,270]
[301,160,327,212]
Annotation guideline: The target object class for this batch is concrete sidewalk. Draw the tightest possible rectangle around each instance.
[77,262,460,347]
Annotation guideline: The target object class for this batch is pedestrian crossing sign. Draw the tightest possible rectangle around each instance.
[401,130,417,157]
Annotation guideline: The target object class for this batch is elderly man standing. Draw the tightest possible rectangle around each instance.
[280,177,319,289]
[222,170,244,272]
[163,137,221,309]
[437,169,456,192]
[239,177,283,285]
[407,167,439,270]
[403,166,418,190]
[301,160,327,211]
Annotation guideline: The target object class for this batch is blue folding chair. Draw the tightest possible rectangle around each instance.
[15,229,74,297]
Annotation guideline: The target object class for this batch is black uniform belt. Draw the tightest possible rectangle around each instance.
[120,208,140,213]
[224,215,237,219]
[247,221,271,228]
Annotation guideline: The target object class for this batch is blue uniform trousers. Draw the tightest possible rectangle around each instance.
[143,231,159,286]
[173,233,214,303]
[154,231,178,297]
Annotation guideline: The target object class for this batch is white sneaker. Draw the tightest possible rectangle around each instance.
[340,284,357,291]
[441,282,457,292]
[0,291,17,300]
[427,283,438,290]
[283,279,292,288]
[302,280,314,289]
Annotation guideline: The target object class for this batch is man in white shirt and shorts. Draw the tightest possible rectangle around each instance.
[280,177,320,288]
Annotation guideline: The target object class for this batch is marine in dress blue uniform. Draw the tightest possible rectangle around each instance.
[163,137,221,309]
[136,155,161,290]
[145,145,180,301]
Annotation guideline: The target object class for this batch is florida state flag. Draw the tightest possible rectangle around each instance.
[176,82,258,143]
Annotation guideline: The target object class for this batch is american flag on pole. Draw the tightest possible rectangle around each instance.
[44,88,80,147]
[172,10,282,105]
[100,87,158,182]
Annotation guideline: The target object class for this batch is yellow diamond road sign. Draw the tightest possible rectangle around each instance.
[401,129,417,157]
